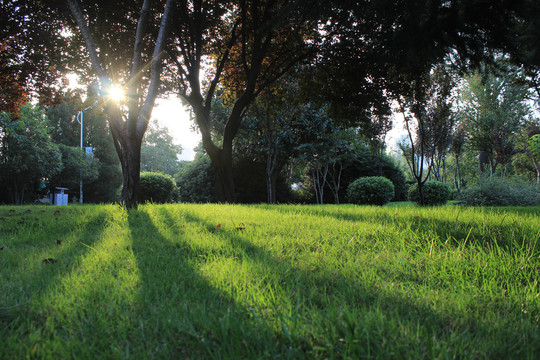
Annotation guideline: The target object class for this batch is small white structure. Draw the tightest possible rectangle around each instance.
[51,187,69,206]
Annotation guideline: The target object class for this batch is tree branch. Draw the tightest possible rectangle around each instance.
[205,19,240,109]
[66,0,109,82]
[127,0,151,123]
[137,0,177,138]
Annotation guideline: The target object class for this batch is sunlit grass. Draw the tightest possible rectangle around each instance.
[0,204,538,358]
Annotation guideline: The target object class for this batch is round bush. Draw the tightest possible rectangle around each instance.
[408,181,451,206]
[139,171,177,203]
[347,176,395,206]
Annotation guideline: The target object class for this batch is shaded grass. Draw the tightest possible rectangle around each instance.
[0,204,538,359]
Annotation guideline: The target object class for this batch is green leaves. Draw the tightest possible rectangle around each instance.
[528,134,540,161]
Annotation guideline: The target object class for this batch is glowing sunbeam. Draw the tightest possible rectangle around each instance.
[107,85,125,102]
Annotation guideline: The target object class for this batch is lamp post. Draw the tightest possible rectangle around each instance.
[75,104,94,204]
[74,87,122,204]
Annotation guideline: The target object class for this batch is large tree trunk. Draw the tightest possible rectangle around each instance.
[478,151,490,175]
[119,139,142,209]
[209,148,235,203]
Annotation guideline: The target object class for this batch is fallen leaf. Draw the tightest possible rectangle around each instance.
[216,224,221,228]
[42,258,57,264]
[56,240,62,245]
[236,223,246,231]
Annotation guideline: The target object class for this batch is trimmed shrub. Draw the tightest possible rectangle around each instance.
[139,172,177,203]
[409,181,451,206]
[347,176,395,206]
[457,177,540,206]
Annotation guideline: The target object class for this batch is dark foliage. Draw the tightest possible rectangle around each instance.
[233,157,292,204]
[175,156,215,203]
[457,177,540,206]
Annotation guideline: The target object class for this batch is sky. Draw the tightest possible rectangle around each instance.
[151,96,201,161]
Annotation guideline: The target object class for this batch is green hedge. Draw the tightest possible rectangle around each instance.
[139,172,177,203]
[457,177,540,206]
[347,176,395,206]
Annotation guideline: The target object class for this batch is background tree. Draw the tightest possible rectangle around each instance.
[0,0,66,117]
[0,104,62,204]
[459,62,531,176]
[449,124,467,192]
[48,143,100,193]
[175,153,214,203]
[396,64,456,205]
[82,105,123,203]
[46,95,123,203]
[141,119,183,176]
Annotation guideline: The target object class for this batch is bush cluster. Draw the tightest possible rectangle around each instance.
[347,176,395,206]
[457,177,540,206]
[139,172,177,203]
[175,156,214,203]
[408,181,451,206]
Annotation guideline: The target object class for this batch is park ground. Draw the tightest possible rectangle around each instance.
[0,203,539,359]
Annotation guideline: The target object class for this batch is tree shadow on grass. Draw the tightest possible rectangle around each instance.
[0,208,109,357]
[127,205,539,359]
[127,207,304,358]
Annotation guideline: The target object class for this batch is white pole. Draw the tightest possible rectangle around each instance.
[78,110,83,204]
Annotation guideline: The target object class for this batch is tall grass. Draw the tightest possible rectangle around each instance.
[0,204,538,359]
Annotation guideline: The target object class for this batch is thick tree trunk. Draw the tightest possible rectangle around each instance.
[478,151,490,175]
[119,140,142,209]
[209,149,235,203]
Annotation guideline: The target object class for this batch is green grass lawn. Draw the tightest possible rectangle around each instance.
[0,203,538,359]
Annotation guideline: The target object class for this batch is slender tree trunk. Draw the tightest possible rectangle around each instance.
[313,164,328,205]
[312,169,319,205]
[454,155,461,192]
[266,160,278,204]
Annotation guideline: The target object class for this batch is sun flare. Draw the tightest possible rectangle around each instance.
[108,85,125,102]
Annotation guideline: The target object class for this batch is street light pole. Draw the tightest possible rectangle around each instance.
[75,104,94,204]
[76,110,84,204]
